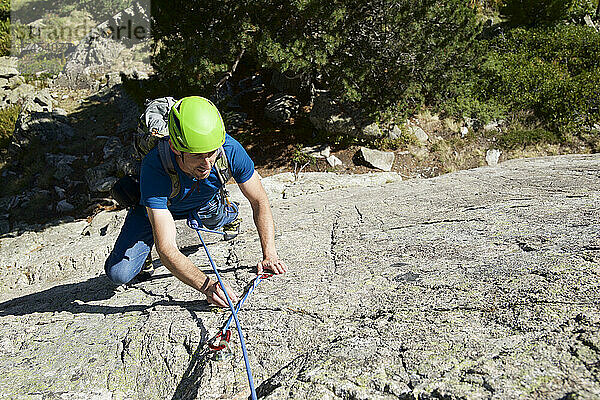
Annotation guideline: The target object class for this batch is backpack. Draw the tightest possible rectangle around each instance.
[111,97,232,208]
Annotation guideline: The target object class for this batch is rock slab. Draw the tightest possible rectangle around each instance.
[1,155,600,399]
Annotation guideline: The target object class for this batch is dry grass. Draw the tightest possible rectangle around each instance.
[430,137,487,173]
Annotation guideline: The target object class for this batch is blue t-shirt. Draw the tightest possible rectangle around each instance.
[140,134,254,216]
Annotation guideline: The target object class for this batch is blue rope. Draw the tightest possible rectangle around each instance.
[192,227,258,400]
[196,226,226,236]
[222,274,269,334]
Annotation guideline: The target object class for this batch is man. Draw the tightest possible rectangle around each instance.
[105,96,287,307]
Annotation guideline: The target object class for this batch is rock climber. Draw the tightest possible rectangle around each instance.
[104,96,287,307]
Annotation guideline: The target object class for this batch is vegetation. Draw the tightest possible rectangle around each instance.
[150,0,599,152]
[498,128,560,150]
[0,0,9,56]
[0,0,596,149]
[0,104,19,149]
[451,23,600,137]
[152,0,483,119]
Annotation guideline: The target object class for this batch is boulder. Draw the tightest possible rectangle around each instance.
[222,111,247,132]
[22,89,54,113]
[0,56,18,70]
[309,94,358,137]
[264,94,301,124]
[0,66,19,79]
[54,69,94,90]
[407,125,428,143]
[103,137,123,159]
[361,122,383,138]
[56,200,75,213]
[56,3,151,89]
[12,112,74,150]
[7,75,25,89]
[358,147,395,171]
[388,124,403,140]
[85,161,117,192]
[326,154,343,168]
[53,161,74,181]
[64,32,125,69]
[54,186,66,200]
[2,83,36,105]
[486,149,502,166]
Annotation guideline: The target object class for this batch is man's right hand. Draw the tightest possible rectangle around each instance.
[203,280,239,308]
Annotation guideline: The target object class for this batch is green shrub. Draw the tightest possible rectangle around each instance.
[567,0,600,23]
[500,0,575,26]
[497,128,560,149]
[152,0,482,119]
[0,0,9,56]
[0,105,20,149]
[480,25,600,131]
[151,0,599,147]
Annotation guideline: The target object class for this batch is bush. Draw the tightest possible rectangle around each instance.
[0,0,9,56]
[500,0,598,27]
[500,0,576,26]
[0,105,20,149]
[152,0,483,119]
[480,25,600,132]
[151,0,599,145]
[151,0,254,97]
[497,128,560,149]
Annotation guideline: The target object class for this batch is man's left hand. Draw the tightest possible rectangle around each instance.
[257,256,287,275]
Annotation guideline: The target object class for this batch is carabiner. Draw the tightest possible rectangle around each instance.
[208,329,231,351]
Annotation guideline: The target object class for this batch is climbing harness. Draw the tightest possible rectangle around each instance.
[187,217,270,400]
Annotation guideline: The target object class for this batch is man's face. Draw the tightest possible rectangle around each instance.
[180,150,218,180]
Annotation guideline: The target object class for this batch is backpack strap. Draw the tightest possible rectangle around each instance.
[157,139,180,200]
[214,146,233,205]
[214,146,232,186]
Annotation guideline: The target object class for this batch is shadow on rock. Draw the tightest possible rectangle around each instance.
[0,274,213,316]
[170,344,213,400]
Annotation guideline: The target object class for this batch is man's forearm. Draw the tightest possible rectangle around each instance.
[251,199,278,258]
[158,245,211,293]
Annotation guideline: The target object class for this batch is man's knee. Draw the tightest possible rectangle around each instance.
[104,252,146,285]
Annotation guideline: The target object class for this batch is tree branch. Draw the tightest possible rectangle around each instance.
[216,49,246,89]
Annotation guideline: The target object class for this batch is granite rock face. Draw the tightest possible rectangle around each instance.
[1,155,599,399]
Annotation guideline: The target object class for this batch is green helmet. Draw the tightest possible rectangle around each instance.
[168,96,226,153]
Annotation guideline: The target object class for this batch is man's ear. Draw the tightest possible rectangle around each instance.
[168,139,181,156]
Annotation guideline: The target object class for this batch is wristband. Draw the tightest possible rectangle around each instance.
[200,276,212,294]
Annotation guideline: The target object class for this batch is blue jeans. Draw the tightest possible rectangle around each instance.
[104,194,239,285]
